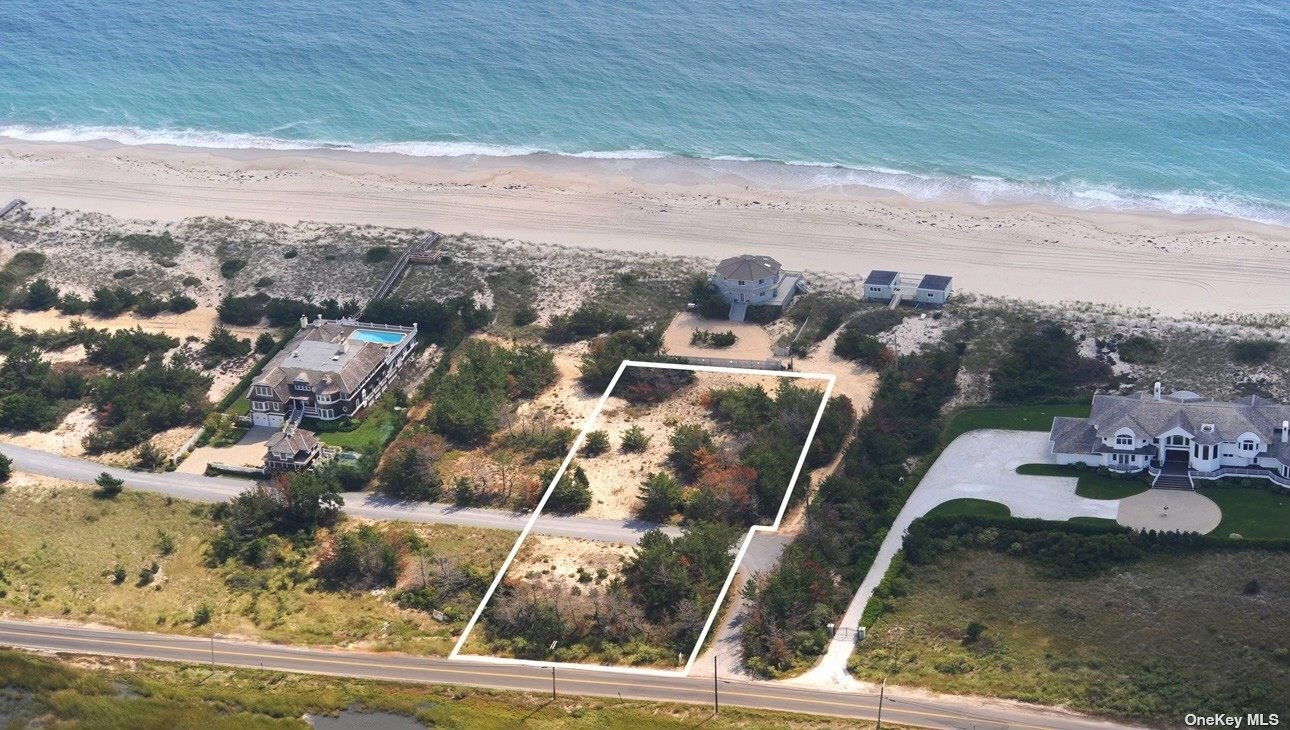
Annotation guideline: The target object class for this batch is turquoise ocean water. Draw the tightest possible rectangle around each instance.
[1,0,1287,224]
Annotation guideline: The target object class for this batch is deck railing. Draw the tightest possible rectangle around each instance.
[1191,466,1290,488]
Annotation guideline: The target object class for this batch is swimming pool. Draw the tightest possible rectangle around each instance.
[351,329,406,345]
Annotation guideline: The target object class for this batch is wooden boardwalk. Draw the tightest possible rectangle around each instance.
[368,231,440,302]
[0,199,25,220]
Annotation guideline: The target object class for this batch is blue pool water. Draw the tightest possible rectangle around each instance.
[0,0,1286,224]
[351,330,405,346]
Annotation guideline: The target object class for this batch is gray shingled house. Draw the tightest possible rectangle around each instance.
[710,254,806,321]
[249,316,417,428]
[264,426,322,471]
[1049,383,1290,489]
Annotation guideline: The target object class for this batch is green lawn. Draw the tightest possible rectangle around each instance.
[941,402,1089,443]
[226,397,250,417]
[1015,463,1150,499]
[306,400,403,452]
[925,499,1011,519]
[1198,486,1290,539]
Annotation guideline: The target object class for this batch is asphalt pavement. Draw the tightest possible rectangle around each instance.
[0,443,677,543]
[0,620,1138,730]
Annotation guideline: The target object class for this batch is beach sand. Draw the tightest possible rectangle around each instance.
[1,138,1287,316]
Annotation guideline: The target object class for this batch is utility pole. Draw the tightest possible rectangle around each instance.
[876,675,886,730]
[713,655,719,714]
[210,635,215,670]
[551,666,556,701]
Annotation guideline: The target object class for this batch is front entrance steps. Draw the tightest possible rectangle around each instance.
[1151,463,1195,491]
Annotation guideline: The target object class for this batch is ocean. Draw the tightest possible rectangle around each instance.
[1,0,1287,224]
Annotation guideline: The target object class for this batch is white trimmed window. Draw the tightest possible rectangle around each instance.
[1116,435,1133,446]
[252,401,266,411]
[1241,439,1258,452]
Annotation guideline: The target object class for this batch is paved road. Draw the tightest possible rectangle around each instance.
[0,620,1137,730]
[0,443,676,544]
[795,430,1118,687]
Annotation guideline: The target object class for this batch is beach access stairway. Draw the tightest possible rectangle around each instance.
[0,199,25,220]
[368,231,440,302]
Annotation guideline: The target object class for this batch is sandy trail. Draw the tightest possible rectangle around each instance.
[2,140,1288,316]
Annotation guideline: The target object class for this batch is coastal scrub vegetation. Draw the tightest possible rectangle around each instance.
[427,340,557,445]
[741,344,963,676]
[0,649,884,729]
[481,520,740,664]
[82,358,211,453]
[0,483,510,656]
[851,515,1290,722]
[989,321,1112,403]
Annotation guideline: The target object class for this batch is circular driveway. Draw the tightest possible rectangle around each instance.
[1116,490,1222,534]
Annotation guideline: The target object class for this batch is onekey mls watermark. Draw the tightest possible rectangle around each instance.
[1184,714,1281,728]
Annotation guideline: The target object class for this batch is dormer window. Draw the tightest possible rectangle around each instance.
[1241,439,1258,452]
[1115,435,1134,446]
[1200,424,1215,433]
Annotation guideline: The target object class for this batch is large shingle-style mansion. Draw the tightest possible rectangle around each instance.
[1050,383,1290,489]
[249,316,417,428]
[710,255,806,321]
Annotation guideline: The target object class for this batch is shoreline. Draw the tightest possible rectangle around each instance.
[1,137,1288,317]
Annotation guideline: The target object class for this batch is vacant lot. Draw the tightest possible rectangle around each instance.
[0,480,512,655]
[850,548,1290,722]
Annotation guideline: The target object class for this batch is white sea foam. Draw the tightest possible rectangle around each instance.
[0,123,1285,227]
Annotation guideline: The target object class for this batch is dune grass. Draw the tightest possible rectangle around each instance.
[0,485,512,655]
[850,548,1290,722]
[0,649,888,729]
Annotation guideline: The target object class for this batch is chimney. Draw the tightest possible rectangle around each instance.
[300,315,308,329]
[1153,382,1162,402]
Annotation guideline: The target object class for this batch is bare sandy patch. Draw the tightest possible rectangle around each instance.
[0,406,97,457]
[510,535,635,594]
[661,312,775,360]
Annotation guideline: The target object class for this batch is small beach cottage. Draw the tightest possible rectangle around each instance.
[864,270,953,306]
[1049,384,1290,489]
[248,316,417,428]
[710,254,805,321]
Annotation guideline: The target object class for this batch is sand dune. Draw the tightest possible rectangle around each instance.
[1,139,1287,316]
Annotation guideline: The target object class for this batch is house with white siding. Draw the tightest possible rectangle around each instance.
[863,270,952,306]
[1049,383,1290,489]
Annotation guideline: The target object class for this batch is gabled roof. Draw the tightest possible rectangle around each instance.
[266,428,319,456]
[918,274,952,291]
[1087,391,1290,443]
[252,319,412,398]
[1050,416,1097,454]
[715,255,781,281]
[864,270,899,286]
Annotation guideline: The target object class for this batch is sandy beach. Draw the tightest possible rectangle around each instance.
[1,138,1287,316]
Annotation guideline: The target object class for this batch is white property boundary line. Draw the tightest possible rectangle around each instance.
[449,360,836,678]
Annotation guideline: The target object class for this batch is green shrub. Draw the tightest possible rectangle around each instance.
[581,430,611,457]
[1117,335,1163,364]
[112,269,136,280]
[219,259,248,278]
[1231,340,1280,365]
[620,425,651,452]
[365,246,392,263]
